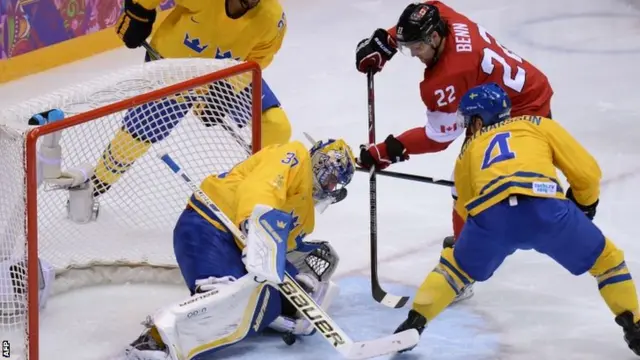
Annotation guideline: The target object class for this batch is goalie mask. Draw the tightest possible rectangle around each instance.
[309,139,356,204]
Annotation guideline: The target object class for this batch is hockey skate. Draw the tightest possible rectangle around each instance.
[616,311,640,356]
[393,309,427,353]
[66,181,100,224]
[125,317,170,360]
[442,235,475,304]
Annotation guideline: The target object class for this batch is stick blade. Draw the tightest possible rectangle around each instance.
[342,329,420,359]
[372,283,410,309]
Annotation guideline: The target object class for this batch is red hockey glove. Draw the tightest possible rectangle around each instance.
[355,28,397,74]
[357,135,409,170]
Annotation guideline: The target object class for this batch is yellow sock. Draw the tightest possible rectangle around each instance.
[413,247,474,321]
[589,238,640,322]
[93,129,151,196]
[261,107,291,147]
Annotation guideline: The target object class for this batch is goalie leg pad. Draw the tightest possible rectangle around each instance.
[173,208,247,294]
[151,275,283,359]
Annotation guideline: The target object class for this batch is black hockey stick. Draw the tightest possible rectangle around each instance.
[142,41,162,60]
[356,167,454,187]
[367,71,410,309]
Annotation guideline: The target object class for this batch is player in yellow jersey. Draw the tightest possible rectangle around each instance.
[393,83,640,356]
[124,139,356,359]
[69,0,291,223]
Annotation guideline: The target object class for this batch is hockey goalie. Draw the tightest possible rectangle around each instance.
[0,109,92,321]
[123,139,355,359]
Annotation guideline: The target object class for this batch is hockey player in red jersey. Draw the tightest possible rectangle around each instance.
[354,1,554,302]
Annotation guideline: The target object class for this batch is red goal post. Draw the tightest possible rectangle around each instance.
[1,58,262,360]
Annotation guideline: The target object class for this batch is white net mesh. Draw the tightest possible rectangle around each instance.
[0,58,258,359]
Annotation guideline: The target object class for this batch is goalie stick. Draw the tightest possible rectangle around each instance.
[158,152,420,359]
[366,71,411,309]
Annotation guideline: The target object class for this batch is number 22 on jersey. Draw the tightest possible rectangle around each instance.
[478,26,526,93]
[481,132,515,170]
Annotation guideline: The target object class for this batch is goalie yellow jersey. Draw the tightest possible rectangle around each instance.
[188,141,314,252]
[454,115,602,220]
[137,0,287,69]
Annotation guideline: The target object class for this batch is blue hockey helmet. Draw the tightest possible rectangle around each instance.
[457,83,512,128]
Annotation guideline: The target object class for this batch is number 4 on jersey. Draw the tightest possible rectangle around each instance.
[481,132,515,169]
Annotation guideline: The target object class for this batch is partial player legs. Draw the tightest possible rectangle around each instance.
[407,203,515,322]
[588,239,640,354]
[528,198,639,316]
[260,78,291,146]
[588,239,639,319]
[93,78,291,202]
[193,77,291,148]
[451,206,464,240]
[92,98,192,197]
[444,205,473,303]
[262,107,291,146]
[172,207,247,293]
[444,182,473,304]
[528,197,640,355]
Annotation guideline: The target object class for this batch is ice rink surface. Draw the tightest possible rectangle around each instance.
[2,0,640,359]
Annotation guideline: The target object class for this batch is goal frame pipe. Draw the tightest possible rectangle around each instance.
[23,60,262,360]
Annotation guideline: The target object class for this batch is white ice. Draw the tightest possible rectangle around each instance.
[2,0,640,359]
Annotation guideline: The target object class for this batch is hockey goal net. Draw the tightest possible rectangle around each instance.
[0,58,261,360]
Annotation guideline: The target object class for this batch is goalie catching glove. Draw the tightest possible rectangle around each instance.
[270,240,341,337]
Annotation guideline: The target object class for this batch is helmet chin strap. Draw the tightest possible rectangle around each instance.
[427,36,443,67]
